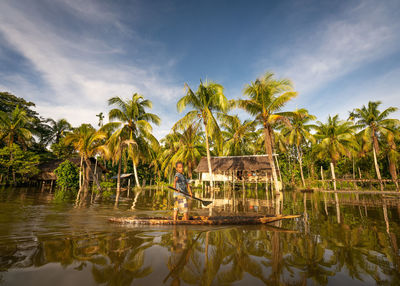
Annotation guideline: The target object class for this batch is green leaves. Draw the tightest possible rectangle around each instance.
[54,160,79,191]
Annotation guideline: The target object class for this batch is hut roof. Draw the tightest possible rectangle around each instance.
[194,155,277,173]
[111,173,133,179]
[37,157,107,180]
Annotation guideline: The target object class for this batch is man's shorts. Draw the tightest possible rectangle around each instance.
[174,195,188,213]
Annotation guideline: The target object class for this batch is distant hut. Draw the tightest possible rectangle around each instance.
[36,157,107,190]
[194,155,281,189]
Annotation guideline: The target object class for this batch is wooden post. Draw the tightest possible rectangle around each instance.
[50,180,54,193]
[127,178,131,197]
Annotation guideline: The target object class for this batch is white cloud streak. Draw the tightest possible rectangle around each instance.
[268,0,400,117]
[0,0,183,138]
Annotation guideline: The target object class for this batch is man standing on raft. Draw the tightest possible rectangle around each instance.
[173,161,193,221]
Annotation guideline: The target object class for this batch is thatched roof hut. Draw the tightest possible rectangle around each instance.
[195,155,277,174]
[37,157,107,181]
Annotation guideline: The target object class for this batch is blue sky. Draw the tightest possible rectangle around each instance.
[0,0,399,138]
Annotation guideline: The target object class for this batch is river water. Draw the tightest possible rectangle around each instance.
[0,187,399,285]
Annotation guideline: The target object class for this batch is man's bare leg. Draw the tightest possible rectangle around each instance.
[183,213,189,220]
[173,210,178,221]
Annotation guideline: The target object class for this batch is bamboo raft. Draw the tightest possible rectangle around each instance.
[109,214,301,225]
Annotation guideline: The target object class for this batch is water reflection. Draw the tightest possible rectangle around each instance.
[0,188,400,285]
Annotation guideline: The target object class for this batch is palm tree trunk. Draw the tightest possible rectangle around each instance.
[115,158,122,206]
[203,122,214,197]
[76,163,85,205]
[80,159,91,204]
[133,161,141,188]
[296,145,305,187]
[79,155,83,190]
[263,126,280,195]
[372,145,383,191]
[330,162,336,191]
[388,157,399,191]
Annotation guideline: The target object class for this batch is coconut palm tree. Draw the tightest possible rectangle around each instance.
[106,93,160,188]
[0,105,32,148]
[103,129,135,205]
[45,118,72,145]
[349,101,399,191]
[218,114,257,156]
[160,132,181,183]
[170,123,206,179]
[281,108,316,187]
[380,123,400,190]
[174,80,229,194]
[313,115,357,190]
[0,106,33,184]
[238,72,297,194]
[65,124,106,204]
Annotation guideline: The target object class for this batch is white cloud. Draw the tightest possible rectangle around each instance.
[0,0,182,138]
[266,0,400,116]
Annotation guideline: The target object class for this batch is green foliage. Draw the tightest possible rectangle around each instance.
[51,138,75,160]
[100,181,116,189]
[54,160,79,190]
[0,144,39,183]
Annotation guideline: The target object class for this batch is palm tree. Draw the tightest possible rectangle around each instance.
[170,124,206,179]
[349,101,399,191]
[160,132,181,183]
[0,106,33,184]
[281,108,316,187]
[45,118,72,145]
[106,93,160,188]
[0,105,32,148]
[380,123,400,190]
[174,80,228,194]
[64,124,106,204]
[313,115,357,190]
[238,72,297,194]
[103,129,135,205]
[218,114,257,156]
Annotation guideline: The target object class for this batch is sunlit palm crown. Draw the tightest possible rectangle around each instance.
[239,72,298,127]
[64,124,106,159]
[349,101,399,152]
[174,80,229,137]
[313,115,357,164]
[104,93,160,163]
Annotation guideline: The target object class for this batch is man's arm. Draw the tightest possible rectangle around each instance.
[173,175,178,189]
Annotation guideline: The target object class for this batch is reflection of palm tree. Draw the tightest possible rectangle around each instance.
[90,233,154,286]
[287,235,335,285]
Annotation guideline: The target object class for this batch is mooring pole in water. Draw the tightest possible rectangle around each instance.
[127,178,131,198]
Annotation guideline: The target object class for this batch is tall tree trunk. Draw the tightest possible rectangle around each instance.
[80,159,92,204]
[76,163,85,205]
[133,161,141,188]
[188,161,193,179]
[115,158,122,206]
[330,162,336,191]
[79,155,83,190]
[372,145,383,191]
[10,148,16,185]
[388,157,399,191]
[203,122,214,197]
[296,145,306,187]
[263,125,280,195]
